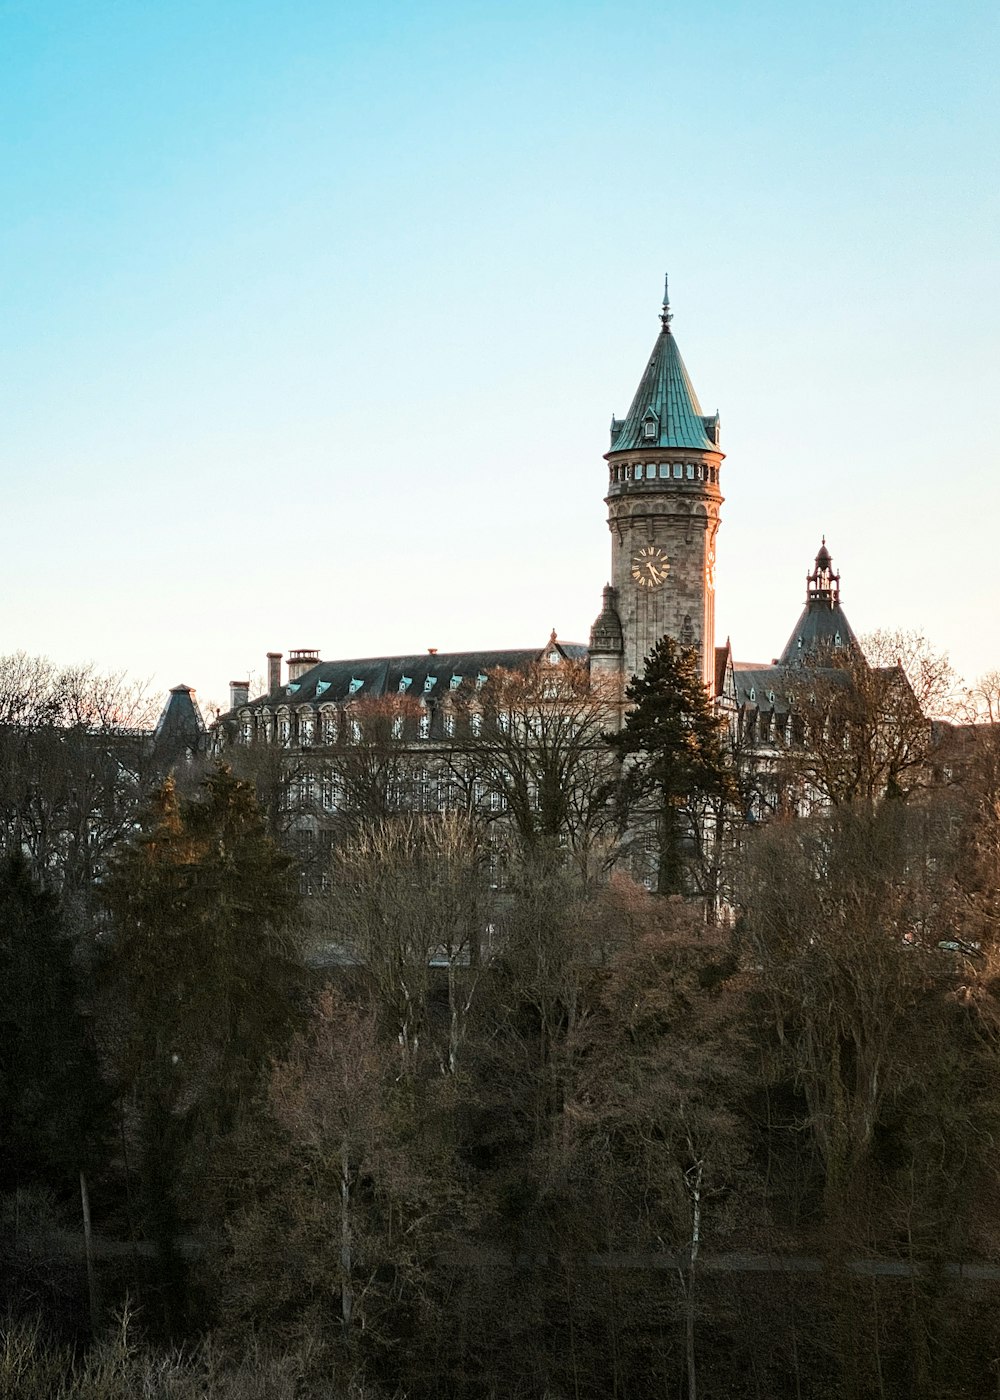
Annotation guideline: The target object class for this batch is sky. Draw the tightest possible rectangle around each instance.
[2,0,998,716]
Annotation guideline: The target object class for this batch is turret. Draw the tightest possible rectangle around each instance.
[603,278,724,686]
[778,539,860,666]
[588,583,625,679]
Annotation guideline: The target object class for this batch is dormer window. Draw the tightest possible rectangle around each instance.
[398,676,412,693]
[349,678,363,696]
[424,675,437,694]
[450,675,462,690]
[642,417,657,440]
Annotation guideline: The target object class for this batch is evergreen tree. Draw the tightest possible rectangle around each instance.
[101,763,306,1328]
[608,636,734,895]
[0,853,106,1195]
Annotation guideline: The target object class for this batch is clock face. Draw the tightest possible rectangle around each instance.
[631,545,670,589]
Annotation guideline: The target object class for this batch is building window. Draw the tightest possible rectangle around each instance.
[633,464,642,480]
[643,419,656,439]
[673,463,683,479]
[645,464,656,479]
[419,707,431,739]
[350,717,361,743]
[392,714,404,739]
[321,708,338,744]
[349,678,363,696]
[686,462,695,479]
[444,711,456,738]
[398,676,412,693]
[471,711,482,737]
[659,463,669,478]
[300,713,315,746]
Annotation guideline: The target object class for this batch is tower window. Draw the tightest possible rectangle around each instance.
[645,464,656,480]
[686,463,695,479]
[633,464,642,480]
[673,463,683,479]
[659,463,669,479]
[643,419,656,439]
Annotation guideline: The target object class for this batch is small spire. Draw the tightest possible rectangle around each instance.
[660,272,673,331]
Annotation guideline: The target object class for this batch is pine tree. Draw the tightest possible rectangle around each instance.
[0,853,107,1195]
[101,762,306,1328]
[608,637,734,896]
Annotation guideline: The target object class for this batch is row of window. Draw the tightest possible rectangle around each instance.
[240,706,483,746]
[740,711,807,746]
[610,461,719,485]
[287,770,509,815]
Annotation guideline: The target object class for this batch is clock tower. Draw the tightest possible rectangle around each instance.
[589,280,724,689]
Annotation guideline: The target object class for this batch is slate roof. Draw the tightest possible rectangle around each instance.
[154,685,205,756]
[609,282,720,453]
[777,541,860,667]
[778,601,860,667]
[229,644,589,715]
[731,663,854,714]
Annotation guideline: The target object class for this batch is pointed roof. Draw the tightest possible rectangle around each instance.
[153,684,205,759]
[609,278,720,453]
[777,540,860,667]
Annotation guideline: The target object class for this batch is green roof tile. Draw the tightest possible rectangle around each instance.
[610,284,719,453]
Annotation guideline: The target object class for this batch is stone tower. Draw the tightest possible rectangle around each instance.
[590,279,724,688]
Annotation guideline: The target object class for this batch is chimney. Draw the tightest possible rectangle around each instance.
[288,648,320,683]
[229,680,250,711]
[267,652,282,693]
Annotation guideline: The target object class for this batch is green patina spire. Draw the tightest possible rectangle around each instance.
[610,277,719,452]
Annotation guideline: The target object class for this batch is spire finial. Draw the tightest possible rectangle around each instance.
[660,272,672,331]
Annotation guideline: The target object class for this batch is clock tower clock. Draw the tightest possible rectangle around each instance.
[589,279,724,690]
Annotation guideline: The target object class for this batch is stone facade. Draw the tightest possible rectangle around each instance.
[589,282,725,690]
[603,451,723,685]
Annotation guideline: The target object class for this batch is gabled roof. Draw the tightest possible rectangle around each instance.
[609,280,720,453]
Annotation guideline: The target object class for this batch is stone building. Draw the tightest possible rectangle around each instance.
[163,281,873,849]
[205,279,733,740]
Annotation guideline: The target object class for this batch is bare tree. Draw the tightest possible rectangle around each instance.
[0,653,159,918]
[322,812,495,1075]
[779,632,954,808]
[452,659,623,878]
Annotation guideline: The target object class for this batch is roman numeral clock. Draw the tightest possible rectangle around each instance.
[598,281,724,687]
[631,545,670,589]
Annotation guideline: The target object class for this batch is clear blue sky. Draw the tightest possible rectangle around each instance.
[2,0,997,712]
